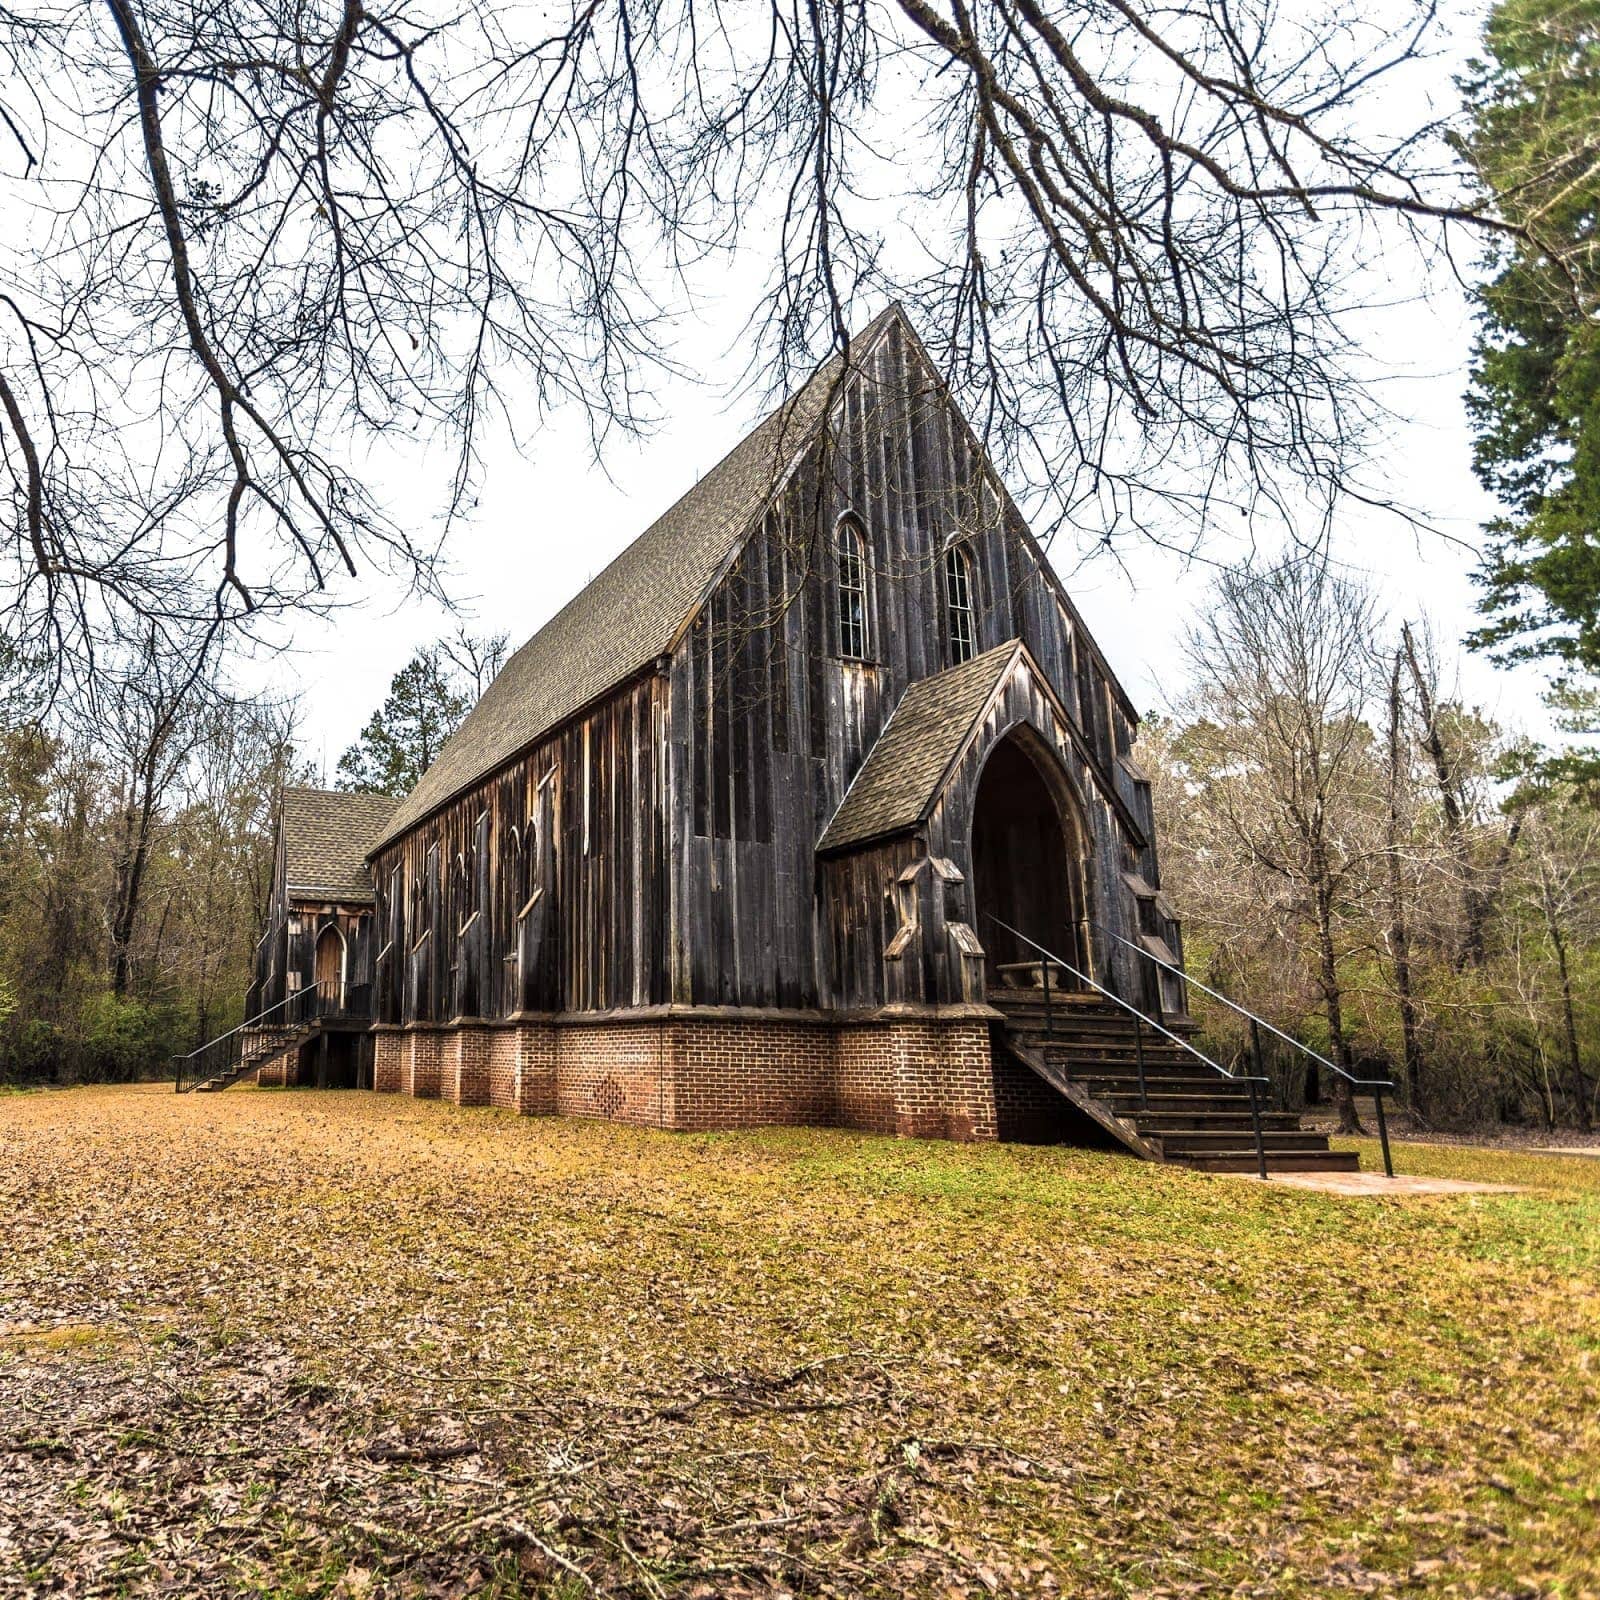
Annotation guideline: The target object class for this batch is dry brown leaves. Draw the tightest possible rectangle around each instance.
[1,1085,1597,1599]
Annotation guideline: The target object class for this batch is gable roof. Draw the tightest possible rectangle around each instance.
[282,787,398,902]
[372,306,903,851]
[817,640,1023,854]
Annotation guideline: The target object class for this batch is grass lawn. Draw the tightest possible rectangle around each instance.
[1,1087,1597,1598]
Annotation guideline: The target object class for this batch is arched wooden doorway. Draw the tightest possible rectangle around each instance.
[970,730,1090,984]
[314,924,345,1010]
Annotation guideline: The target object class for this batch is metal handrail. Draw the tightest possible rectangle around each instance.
[1095,920,1395,1178]
[174,989,305,1071]
[173,986,314,1093]
[984,914,1272,1179]
[175,981,377,1092]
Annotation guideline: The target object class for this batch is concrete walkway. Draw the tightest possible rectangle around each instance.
[1253,1170,1524,1197]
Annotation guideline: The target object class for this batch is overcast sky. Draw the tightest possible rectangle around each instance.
[246,1,1554,782]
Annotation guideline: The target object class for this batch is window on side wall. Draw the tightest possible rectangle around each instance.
[945,543,976,665]
[836,518,869,660]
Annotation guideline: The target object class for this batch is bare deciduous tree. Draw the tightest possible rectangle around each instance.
[0,1,1518,676]
[1516,798,1600,1132]
[1180,559,1384,1131]
[94,633,216,997]
[1384,646,1425,1120]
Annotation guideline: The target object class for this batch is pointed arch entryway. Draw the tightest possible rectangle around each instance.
[314,923,347,1011]
[968,724,1091,987]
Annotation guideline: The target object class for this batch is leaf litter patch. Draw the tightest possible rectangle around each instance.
[0,1086,1596,1597]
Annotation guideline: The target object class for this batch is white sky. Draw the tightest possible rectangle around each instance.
[240,1,1558,778]
[266,272,1551,781]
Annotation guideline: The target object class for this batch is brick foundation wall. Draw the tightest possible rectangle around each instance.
[991,1035,1080,1143]
[835,1026,898,1135]
[445,1023,493,1107]
[514,1023,556,1115]
[404,1029,443,1099]
[360,1014,1003,1143]
[673,1019,837,1132]
[485,1026,519,1110]
[257,1047,309,1088]
[554,1022,675,1127]
[838,1020,997,1142]
[373,1030,403,1094]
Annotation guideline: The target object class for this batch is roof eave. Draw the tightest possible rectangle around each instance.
[366,658,663,857]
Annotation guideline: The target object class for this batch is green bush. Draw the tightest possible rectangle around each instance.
[0,995,189,1085]
[78,993,182,1082]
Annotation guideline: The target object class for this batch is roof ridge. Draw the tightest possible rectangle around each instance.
[371,304,911,853]
[284,783,397,803]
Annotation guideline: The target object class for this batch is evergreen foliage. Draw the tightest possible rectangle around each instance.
[1462,0,1600,782]
[335,633,506,797]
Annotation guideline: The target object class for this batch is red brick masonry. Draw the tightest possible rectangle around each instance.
[371,1013,999,1141]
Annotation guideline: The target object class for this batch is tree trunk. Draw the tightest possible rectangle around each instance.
[1402,625,1488,969]
[109,779,158,998]
[1535,1045,1556,1132]
[1312,872,1362,1134]
[1541,865,1593,1133]
[1386,652,1425,1122]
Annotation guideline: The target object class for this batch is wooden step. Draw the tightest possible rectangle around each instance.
[1032,1034,1206,1054]
[1075,1072,1251,1094]
[1130,1110,1300,1131]
[990,999,1197,1030]
[1040,1048,1199,1070]
[996,1013,1196,1039]
[993,1012,1363,1176]
[1149,1129,1335,1156]
[1110,1093,1262,1116]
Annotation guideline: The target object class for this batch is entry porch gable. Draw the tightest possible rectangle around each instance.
[813,639,1158,1016]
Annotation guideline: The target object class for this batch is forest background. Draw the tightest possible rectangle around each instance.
[3,0,1599,1130]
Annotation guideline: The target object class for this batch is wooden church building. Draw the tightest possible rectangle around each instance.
[354,303,1181,1141]
[243,304,1363,1169]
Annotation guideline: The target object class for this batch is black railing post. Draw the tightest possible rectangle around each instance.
[1101,919,1402,1179]
[1134,1013,1148,1109]
[1374,1089,1394,1179]
[1250,1016,1280,1112]
[1247,1078,1268,1180]
[1041,955,1052,1040]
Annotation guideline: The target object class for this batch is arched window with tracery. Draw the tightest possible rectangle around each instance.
[944,542,976,665]
[836,518,869,660]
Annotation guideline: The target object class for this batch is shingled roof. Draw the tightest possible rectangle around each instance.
[372,306,903,851]
[817,640,1023,854]
[282,787,398,903]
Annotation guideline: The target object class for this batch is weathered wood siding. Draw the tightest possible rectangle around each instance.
[247,826,379,1014]
[666,314,1154,1011]
[368,676,668,1023]
[364,314,1167,1024]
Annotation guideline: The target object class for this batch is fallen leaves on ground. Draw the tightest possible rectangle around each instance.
[1,1086,1597,1598]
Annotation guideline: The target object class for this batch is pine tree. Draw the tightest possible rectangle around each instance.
[335,632,505,796]
[335,650,471,797]
[1462,0,1600,766]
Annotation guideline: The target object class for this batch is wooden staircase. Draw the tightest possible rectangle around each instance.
[184,1020,316,1093]
[990,987,1359,1173]
[176,983,372,1094]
